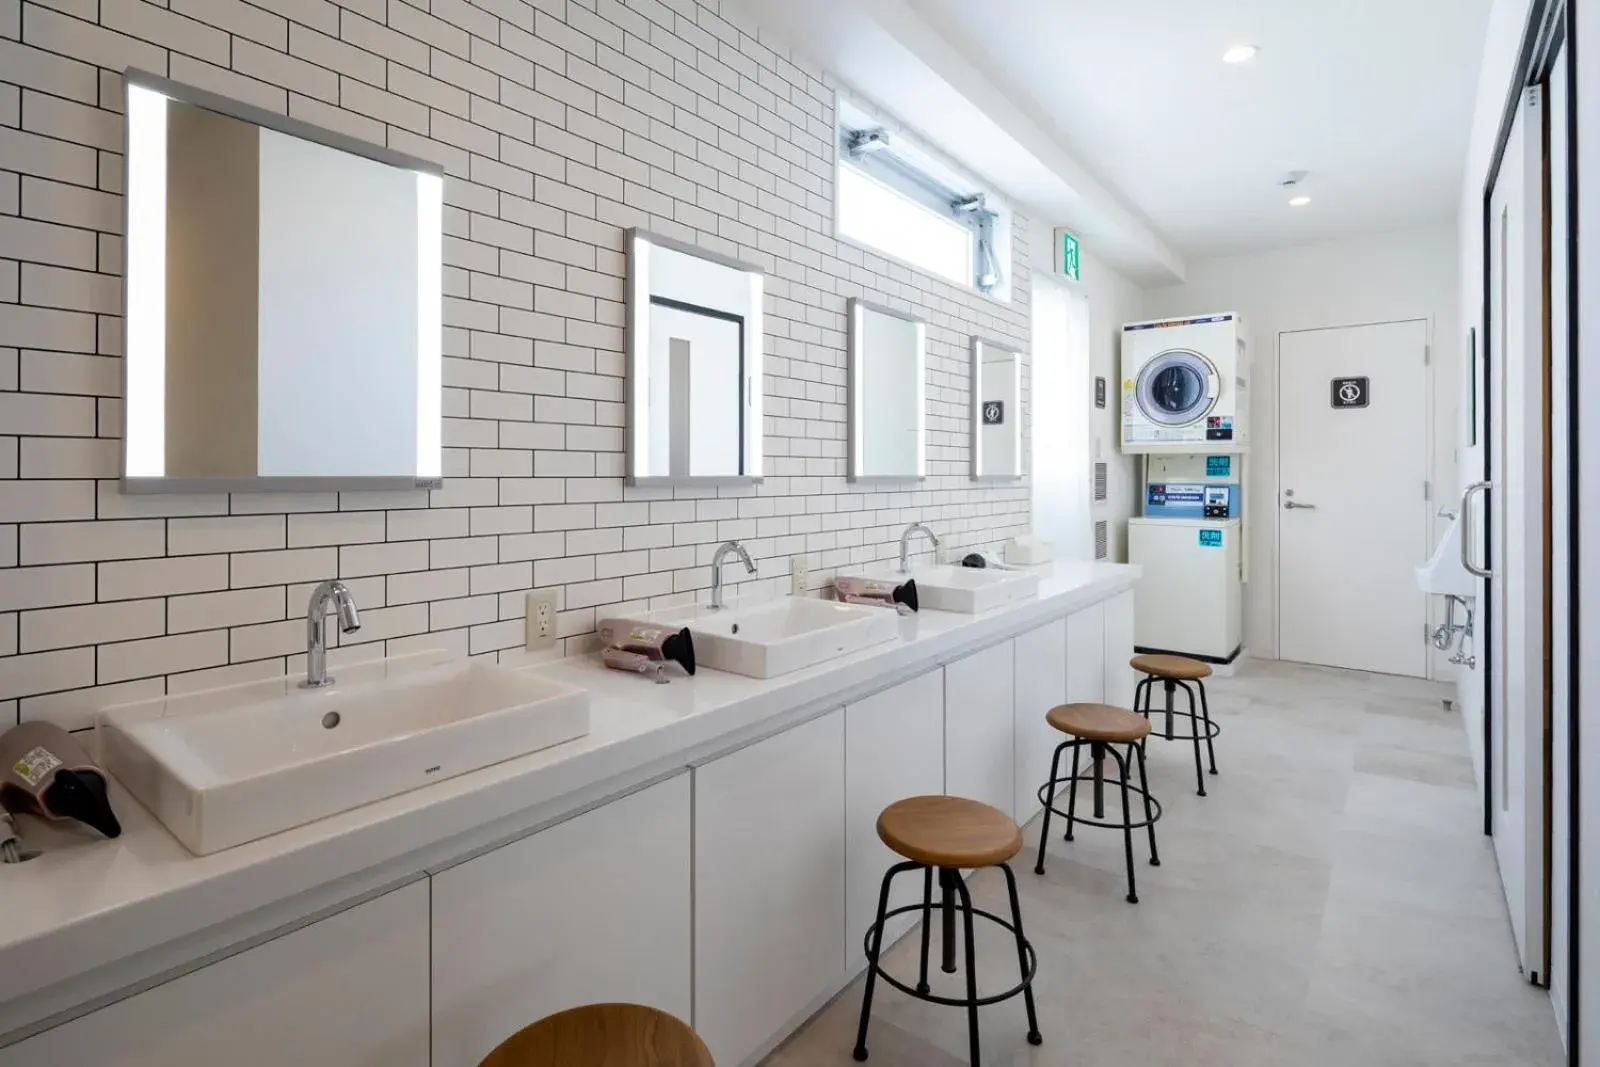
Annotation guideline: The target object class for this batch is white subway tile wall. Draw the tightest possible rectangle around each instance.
[0,0,1032,730]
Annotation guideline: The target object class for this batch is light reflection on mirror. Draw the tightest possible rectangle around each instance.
[627,230,764,484]
[972,337,1022,480]
[848,299,926,481]
[122,73,444,491]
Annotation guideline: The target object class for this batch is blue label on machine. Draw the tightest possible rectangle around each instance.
[1205,456,1232,477]
[1198,529,1224,548]
[1148,482,1205,507]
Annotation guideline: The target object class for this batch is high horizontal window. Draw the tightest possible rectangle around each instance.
[835,102,1010,299]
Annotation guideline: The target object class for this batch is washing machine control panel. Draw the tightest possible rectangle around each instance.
[1147,483,1237,519]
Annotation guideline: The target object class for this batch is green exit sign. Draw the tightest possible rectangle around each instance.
[1055,229,1081,281]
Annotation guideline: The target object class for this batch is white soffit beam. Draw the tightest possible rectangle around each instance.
[729,0,1186,284]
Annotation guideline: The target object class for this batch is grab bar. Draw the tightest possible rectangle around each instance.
[1460,481,1492,579]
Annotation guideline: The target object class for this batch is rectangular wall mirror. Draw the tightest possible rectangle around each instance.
[626,230,764,485]
[972,337,1022,480]
[848,299,926,481]
[121,71,444,492]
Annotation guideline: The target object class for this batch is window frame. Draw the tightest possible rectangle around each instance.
[833,100,1011,301]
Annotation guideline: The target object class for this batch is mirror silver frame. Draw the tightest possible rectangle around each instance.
[971,336,1023,481]
[625,228,764,487]
[118,68,447,494]
[847,298,927,483]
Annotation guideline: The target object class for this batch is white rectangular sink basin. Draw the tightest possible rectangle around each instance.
[617,598,900,679]
[838,564,1041,615]
[98,653,589,855]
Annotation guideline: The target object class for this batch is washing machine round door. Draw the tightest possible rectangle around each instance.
[1135,349,1217,426]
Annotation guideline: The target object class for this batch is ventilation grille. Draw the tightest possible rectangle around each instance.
[1094,520,1109,560]
[1092,462,1108,503]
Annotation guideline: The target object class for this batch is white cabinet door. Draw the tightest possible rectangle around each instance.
[1066,602,1106,705]
[0,881,430,1067]
[431,773,692,1067]
[1013,619,1068,824]
[945,640,1016,819]
[1102,589,1137,708]
[845,670,944,970]
[694,710,846,1067]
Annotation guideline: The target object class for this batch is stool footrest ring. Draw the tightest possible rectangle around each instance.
[859,901,1037,1009]
[1036,777,1164,831]
[1139,708,1222,743]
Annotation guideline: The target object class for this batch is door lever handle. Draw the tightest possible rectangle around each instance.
[1283,501,1317,510]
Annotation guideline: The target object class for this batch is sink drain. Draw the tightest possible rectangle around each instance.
[322,711,341,729]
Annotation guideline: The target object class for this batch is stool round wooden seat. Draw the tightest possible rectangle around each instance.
[876,795,1023,869]
[1130,653,1213,681]
[1131,654,1221,796]
[1033,704,1161,903]
[478,1003,713,1067]
[1046,702,1152,744]
[854,795,1040,1064]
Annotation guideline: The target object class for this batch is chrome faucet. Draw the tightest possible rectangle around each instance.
[709,541,757,610]
[302,579,362,689]
[899,522,941,575]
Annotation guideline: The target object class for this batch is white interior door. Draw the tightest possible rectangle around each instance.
[1486,86,1548,980]
[1277,320,1430,676]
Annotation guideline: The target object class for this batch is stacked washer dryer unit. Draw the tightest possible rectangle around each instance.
[1121,313,1249,664]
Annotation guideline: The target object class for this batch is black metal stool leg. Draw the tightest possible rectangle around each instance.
[1179,680,1206,796]
[854,861,914,1061]
[1062,740,1083,841]
[951,872,983,1066]
[1134,739,1161,867]
[1108,746,1139,903]
[916,865,933,994]
[1091,740,1106,819]
[1163,678,1176,739]
[1000,863,1043,1046]
[1198,679,1219,774]
[1135,676,1153,757]
[940,867,958,974]
[1033,742,1065,875]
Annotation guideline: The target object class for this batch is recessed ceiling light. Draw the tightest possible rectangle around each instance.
[1289,195,1312,207]
[1222,44,1259,64]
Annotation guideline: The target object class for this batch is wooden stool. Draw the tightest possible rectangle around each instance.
[1131,653,1220,796]
[478,1003,713,1067]
[1033,704,1161,903]
[853,795,1041,1065]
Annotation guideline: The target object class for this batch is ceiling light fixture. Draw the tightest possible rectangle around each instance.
[1289,195,1312,207]
[1222,44,1259,64]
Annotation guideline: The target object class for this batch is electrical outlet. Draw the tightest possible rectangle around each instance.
[789,553,809,596]
[525,589,559,651]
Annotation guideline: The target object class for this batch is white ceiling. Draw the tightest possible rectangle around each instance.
[907,0,1494,259]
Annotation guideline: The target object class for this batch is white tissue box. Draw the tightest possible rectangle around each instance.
[1006,537,1054,566]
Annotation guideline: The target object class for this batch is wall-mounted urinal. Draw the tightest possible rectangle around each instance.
[1418,509,1479,667]
[1416,511,1478,598]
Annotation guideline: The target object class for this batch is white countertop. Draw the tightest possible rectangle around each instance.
[0,561,1137,1016]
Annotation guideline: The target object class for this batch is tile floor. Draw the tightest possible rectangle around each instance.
[762,660,1565,1066]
